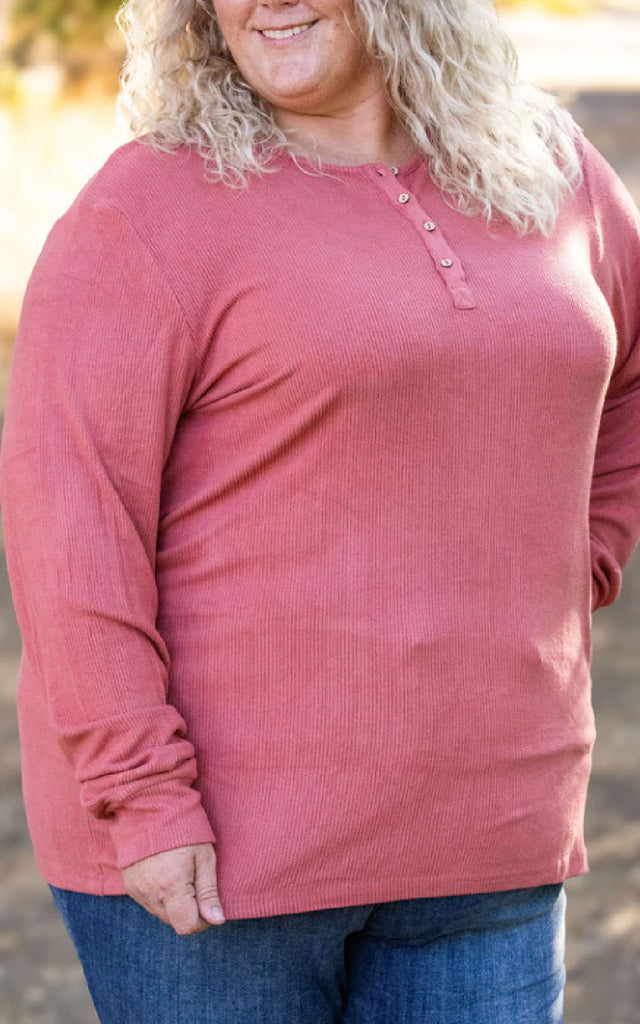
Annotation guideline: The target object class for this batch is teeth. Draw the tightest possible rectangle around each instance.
[261,23,314,39]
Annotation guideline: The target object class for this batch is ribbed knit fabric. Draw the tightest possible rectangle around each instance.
[1,131,639,920]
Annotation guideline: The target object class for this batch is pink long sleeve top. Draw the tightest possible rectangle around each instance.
[1,130,639,921]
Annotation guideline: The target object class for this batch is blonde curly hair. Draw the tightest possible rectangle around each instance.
[115,0,585,237]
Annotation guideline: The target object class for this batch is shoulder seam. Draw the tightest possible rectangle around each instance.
[77,199,201,369]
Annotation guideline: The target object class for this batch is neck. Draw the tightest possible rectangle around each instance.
[272,93,417,167]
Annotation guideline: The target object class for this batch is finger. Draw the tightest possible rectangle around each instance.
[126,888,173,929]
[194,844,226,925]
[125,876,195,933]
[164,891,203,936]
[143,897,208,935]
[160,850,207,935]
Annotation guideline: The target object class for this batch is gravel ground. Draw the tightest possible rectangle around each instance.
[1,9,639,1021]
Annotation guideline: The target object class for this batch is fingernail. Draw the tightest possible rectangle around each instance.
[211,908,225,923]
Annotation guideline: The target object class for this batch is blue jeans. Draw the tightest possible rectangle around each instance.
[49,881,566,1024]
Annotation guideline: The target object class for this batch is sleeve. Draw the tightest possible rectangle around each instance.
[0,200,217,869]
[581,137,640,613]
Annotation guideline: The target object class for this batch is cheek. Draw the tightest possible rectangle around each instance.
[323,27,369,79]
[327,9,369,62]
[324,0,357,18]
[212,0,251,40]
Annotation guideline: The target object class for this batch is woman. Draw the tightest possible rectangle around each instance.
[1,0,639,1020]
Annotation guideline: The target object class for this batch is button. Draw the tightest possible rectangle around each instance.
[398,193,410,204]
[441,258,454,268]
[390,166,399,176]
[423,221,436,231]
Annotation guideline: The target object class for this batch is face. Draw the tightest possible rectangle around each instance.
[211,0,383,119]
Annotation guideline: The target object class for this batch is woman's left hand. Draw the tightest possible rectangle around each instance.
[122,842,226,935]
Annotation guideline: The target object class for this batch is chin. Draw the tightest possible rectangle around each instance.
[261,79,325,103]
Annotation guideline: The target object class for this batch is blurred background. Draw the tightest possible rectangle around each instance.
[0,1,639,1021]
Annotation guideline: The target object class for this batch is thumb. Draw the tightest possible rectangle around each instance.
[194,844,226,925]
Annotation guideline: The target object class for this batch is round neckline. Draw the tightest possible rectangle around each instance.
[280,148,424,176]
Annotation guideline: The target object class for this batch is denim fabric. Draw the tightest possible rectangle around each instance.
[49,881,566,1024]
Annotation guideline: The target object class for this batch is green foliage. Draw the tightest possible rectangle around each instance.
[11,0,122,46]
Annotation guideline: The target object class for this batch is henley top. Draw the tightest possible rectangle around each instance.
[1,130,639,921]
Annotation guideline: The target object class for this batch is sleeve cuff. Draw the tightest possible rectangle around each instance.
[109,786,217,871]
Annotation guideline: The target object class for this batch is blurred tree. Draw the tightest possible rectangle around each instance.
[11,0,121,46]
[7,0,122,74]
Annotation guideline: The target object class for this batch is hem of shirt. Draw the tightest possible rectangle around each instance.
[40,851,589,920]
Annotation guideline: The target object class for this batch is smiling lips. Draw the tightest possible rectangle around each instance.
[258,20,320,41]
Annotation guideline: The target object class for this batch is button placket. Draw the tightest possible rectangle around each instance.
[369,166,477,310]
